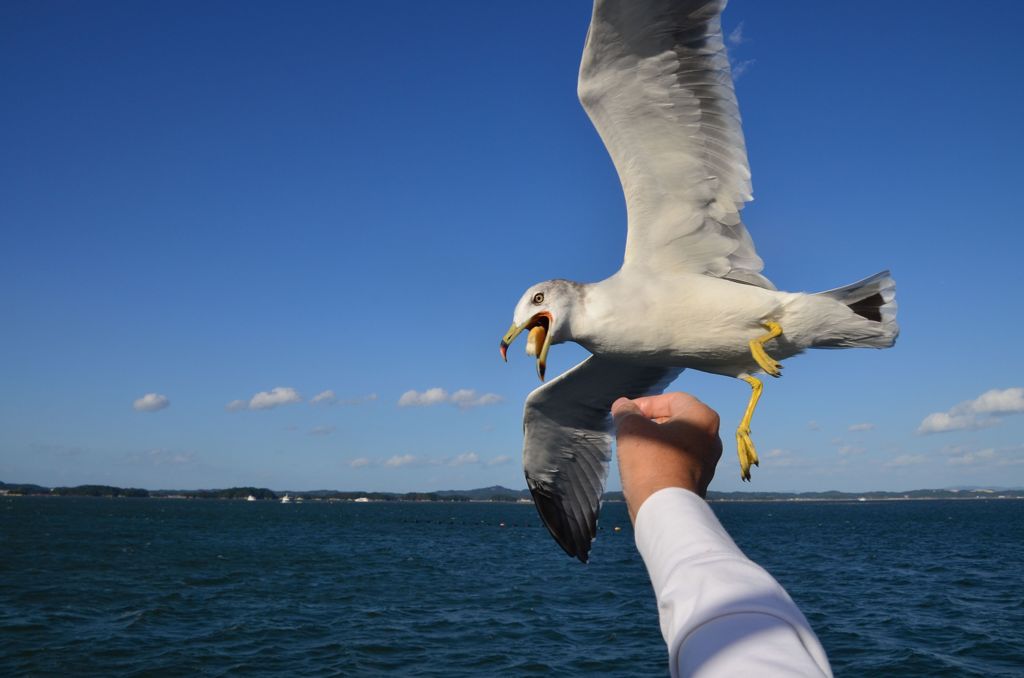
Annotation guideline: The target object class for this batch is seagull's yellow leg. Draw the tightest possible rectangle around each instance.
[736,323,782,480]
[736,374,763,481]
[749,321,783,377]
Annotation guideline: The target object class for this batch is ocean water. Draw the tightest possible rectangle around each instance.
[2,497,1022,676]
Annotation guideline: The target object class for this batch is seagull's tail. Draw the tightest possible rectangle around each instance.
[812,271,898,348]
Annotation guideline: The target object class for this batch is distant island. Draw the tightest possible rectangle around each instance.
[2,481,1022,503]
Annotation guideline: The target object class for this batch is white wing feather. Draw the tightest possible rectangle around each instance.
[579,0,773,289]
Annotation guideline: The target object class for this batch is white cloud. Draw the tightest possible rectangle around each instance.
[398,388,502,409]
[726,22,754,80]
[918,412,994,433]
[973,388,1024,412]
[763,448,800,468]
[948,448,996,466]
[311,390,377,406]
[848,423,875,432]
[449,452,479,466]
[918,387,1024,434]
[398,388,449,407]
[838,445,865,457]
[883,454,927,468]
[250,387,301,410]
[944,444,1024,468]
[727,22,745,46]
[350,451,514,468]
[309,425,335,436]
[450,389,503,409]
[133,393,170,412]
[731,58,755,80]
[227,387,302,412]
[311,390,336,405]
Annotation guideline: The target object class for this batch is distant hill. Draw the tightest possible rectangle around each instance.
[50,485,149,498]
[435,486,531,501]
[0,481,50,495]
[0,482,272,500]
[150,487,278,500]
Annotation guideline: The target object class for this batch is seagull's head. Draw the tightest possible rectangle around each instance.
[500,280,581,381]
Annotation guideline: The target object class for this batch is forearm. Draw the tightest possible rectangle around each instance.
[635,488,833,678]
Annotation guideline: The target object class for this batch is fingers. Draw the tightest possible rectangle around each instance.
[614,396,722,514]
[626,392,704,420]
[616,392,721,437]
[627,394,675,420]
[612,397,655,438]
[611,397,641,418]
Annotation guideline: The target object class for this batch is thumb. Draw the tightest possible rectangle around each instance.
[611,397,642,425]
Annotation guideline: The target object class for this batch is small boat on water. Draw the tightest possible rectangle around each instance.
[246,495,256,502]
[281,494,292,504]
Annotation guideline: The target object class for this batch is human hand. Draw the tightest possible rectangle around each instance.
[612,392,723,523]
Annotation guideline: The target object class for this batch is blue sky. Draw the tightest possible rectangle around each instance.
[2,1,1023,493]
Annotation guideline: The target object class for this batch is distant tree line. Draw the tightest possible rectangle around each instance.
[0,482,51,495]
[152,487,278,500]
[50,485,149,498]
[0,482,275,500]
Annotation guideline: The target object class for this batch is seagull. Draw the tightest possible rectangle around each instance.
[499,0,898,563]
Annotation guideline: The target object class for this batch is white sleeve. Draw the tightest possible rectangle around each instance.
[634,487,833,678]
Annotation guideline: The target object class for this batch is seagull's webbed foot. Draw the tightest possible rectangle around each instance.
[736,374,763,481]
[749,321,783,378]
[736,427,759,481]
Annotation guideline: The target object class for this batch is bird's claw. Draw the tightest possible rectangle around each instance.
[736,428,759,481]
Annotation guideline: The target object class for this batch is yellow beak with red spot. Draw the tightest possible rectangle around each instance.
[499,312,553,381]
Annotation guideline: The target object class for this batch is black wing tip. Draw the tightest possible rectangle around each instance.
[527,479,596,564]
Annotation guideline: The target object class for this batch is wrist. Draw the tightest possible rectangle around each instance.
[624,468,703,523]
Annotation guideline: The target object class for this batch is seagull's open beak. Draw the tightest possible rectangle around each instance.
[499,312,553,381]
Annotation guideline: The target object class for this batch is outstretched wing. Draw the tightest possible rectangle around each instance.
[523,356,683,563]
[579,0,773,289]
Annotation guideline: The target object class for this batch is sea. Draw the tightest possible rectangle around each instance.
[2,496,1022,677]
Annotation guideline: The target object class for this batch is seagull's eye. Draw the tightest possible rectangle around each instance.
[532,292,544,305]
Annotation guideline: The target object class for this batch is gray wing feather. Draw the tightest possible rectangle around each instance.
[579,0,774,289]
[523,356,683,563]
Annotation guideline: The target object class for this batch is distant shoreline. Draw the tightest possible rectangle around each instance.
[2,480,1022,503]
